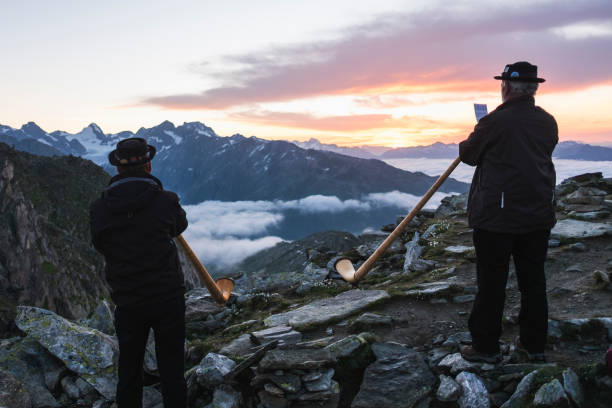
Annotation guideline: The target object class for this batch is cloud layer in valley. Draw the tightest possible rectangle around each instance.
[182,190,452,268]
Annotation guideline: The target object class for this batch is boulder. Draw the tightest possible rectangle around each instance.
[437,374,461,402]
[61,376,81,400]
[0,336,65,407]
[83,300,115,336]
[438,353,478,375]
[219,334,254,357]
[264,290,390,330]
[456,371,490,408]
[403,232,423,273]
[142,385,163,408]
[442,332,472,349]
[302,262,329,282]
[533,379,569,407]
[550,219,612,240]
[204,385,242,408]
[500,370,538,408]
[436,194,468,216]
[195,353,236,389]
[303,368,334,392]
[0,368,32,408]
[185,289,225,322]
[351,343,436,408]
[15,306,118,400]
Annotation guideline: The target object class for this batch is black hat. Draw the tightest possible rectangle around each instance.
[108,137,156,166]
[494,61,545,83]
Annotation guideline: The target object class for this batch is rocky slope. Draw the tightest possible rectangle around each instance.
[0,143,201,338]
[1,172,611,407]
[0,142,112,335]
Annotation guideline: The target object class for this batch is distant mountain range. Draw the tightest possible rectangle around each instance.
[0,121,468,204]
[294,138,612,161]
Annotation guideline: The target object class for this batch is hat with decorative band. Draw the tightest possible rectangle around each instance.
[494,61,545,83]
[108,137,156,166]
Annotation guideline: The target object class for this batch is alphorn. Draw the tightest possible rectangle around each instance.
[176,234,234,305]
[335,156,462,284]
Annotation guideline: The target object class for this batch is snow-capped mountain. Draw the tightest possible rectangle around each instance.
[381,142,459,159]
[0,121,468,204]
[292,138,382,159]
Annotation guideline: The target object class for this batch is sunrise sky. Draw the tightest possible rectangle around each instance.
[2,0,611,147]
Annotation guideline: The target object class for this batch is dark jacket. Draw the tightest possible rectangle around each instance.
[90,172,188,307]
[459,95,558,233]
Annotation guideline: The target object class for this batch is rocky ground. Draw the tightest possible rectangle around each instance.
[1,172,611,408]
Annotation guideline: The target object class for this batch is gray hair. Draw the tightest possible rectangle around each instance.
[507,80,538,96]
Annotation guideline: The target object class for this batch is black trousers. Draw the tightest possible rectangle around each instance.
[468,228,550,354]
[115,295,186,408]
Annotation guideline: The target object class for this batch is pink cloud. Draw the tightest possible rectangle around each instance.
[143,1,612,109]
[230,109,443,132]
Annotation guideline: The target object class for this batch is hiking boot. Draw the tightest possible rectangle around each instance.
[514,337,546,362]
[460,345,501,363]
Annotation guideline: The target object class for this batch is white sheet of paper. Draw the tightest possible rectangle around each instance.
[474,104,488,122]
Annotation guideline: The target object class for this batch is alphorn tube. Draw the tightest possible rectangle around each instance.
[176,234,234,305]
[335,156,462,284]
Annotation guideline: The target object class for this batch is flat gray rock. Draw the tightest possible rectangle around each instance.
[551,219,612,240]
[351,343,436,408]
[303,368,335,392]
[350,312,392,332]
[444,245,474,254]
[404,282,454,299]
[325,334,369,359]
[15,306,118,400]
[259,348,334,371]
[264,289,390,330]
[252,325,302,346]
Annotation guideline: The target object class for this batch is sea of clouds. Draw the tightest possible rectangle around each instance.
[384,158,612,184]
[182,191,451,268]
[183,158,612,269]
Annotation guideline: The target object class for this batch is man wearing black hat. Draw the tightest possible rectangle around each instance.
[459,62,558,363]
[90,138,188,407]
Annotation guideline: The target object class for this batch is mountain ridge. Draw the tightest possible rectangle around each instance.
[0,121,469,204]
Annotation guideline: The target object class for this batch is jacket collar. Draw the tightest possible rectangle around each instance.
[499,94,535,109]
[108,171,163,190]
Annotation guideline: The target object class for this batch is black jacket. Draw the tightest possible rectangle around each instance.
[459,95,558,233]
[90,172,188,307]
